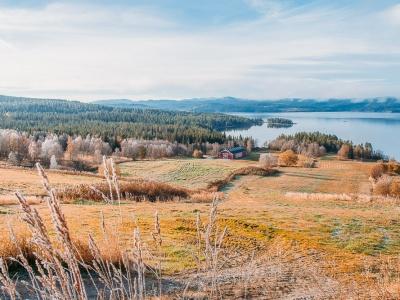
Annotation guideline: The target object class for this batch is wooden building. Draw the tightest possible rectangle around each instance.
[219,146,247,160]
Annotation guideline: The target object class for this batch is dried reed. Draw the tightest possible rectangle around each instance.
[0,162,276,299]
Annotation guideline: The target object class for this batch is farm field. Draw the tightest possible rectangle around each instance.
[0,156,399,298]
[119,158,254,189]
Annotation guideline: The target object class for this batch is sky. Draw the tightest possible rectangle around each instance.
[0,0,399,101]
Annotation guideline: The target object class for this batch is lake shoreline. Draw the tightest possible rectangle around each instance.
[225,112,400,160]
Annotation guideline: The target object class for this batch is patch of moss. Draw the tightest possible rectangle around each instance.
[72,199,100,205]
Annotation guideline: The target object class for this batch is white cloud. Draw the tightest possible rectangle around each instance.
[384,4,400,25]
[245,0,284,17]
[0,1,399,100]
[0,3,175,35]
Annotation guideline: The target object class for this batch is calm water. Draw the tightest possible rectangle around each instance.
[226,112,400,160]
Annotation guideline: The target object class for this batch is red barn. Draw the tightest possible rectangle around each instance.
[219,147,247,160]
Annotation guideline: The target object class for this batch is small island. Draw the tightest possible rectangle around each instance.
[267,117,294,128]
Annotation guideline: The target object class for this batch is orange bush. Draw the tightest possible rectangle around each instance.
[278,150,298,167]
[374,175,393,196]
[390,180,400,197]
[388,160,400,175]
[58,180,190,202]
[337,144,351,159]
[370,164,384,180]
[192,149,203,158]
[297,155,315,168]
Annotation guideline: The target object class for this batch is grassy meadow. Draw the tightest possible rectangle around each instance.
[0,156,400,298]
[119,158,254,189]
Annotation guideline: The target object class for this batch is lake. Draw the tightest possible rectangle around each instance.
[226,112,400,160]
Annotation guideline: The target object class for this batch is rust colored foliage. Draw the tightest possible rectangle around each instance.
[278,150,298,167]
[370,164,385,180]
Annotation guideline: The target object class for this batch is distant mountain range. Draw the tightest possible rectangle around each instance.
[92,97,400,113]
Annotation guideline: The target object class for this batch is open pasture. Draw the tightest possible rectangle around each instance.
[0,157,399,297]
[0,165,104,203]
[119,158,255,189]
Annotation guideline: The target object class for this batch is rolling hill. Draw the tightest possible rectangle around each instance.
[93,97,400,113]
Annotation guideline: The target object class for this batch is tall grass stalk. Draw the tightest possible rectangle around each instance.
[0,162,261,299]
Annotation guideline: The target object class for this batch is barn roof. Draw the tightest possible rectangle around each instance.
[221,146,246,154]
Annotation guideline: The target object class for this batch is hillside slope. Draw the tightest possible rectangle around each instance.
[94,97,400,113]
[0,95,260,144]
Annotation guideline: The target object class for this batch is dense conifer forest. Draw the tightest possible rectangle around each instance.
[0,95,261,145]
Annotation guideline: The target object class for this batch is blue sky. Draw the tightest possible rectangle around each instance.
[0,0,399,100]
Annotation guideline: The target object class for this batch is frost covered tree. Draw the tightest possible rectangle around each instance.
[41,136,63,162]
[28,141,40,161]
[94,149,103,164]
[49,155,58,169]
[259,153,277,168]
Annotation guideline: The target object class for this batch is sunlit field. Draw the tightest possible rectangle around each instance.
[119,158,254,189]
[1,156,399,298]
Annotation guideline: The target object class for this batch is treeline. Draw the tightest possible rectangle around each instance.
[0,129,253,169]
[267,132,385,160]
[0,129,191,168]
[0,96,261,145]
[337,143,385,160]
[266,117,294,128]
[267,132,335,157]
[0,129,112,168]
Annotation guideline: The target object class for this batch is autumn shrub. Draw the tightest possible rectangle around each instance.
[192,149,204,158]
[388,160,400,175]
[370,163,385,180]
[278,150,298,167]
[373,175,393,196]
[297,155,315,168]
[58,180,190,202]
[337,144,351,159]
[390,180,400,197]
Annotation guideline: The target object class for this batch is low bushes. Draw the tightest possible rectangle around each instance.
[373,175,400,198]
[259,153,278,168]
[370,162,400,198]
[58,180,190,202]
[370,163,385,180]
[58,179,221,203]
[278,150,298,167]
[387,160,400,174]
[297,155,316,168]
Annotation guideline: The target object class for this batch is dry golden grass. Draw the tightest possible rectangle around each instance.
[190,191,225,203]
[0,195,42,205]
[0,165,103,196]
[0,157,400,298]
